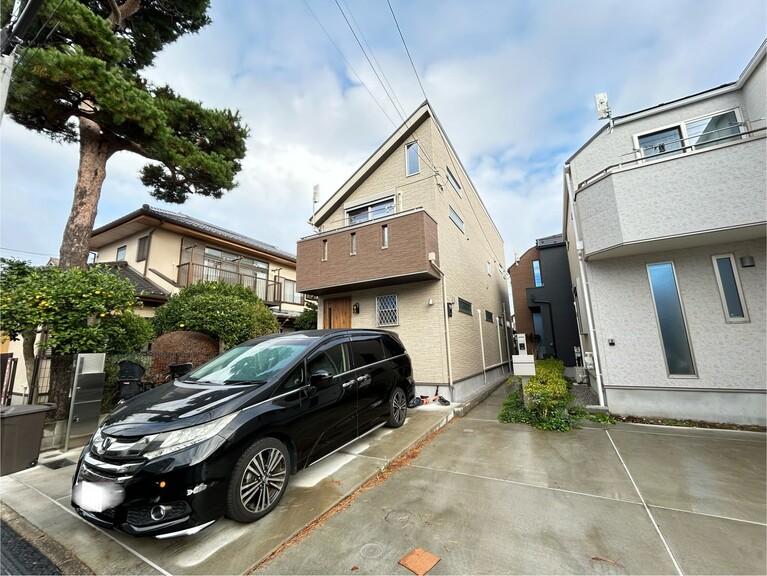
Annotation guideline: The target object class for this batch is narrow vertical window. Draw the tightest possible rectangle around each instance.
[486,261,492,276]
[532,260,542,287]
[116,245,126,261]
[382,224,389,249]
[136,236,150,262]
[350,233,357,255]
[712,255,748,322]
[406,141,419,176]
[322,239,328,261]
[647,262,696,376]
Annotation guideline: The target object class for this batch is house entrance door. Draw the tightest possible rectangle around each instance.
[324,297,352,329]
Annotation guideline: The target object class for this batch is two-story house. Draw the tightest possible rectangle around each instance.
[296,102,512,402]
[90,205,308,328]
[509,234,581,371]
[563,42,766,424]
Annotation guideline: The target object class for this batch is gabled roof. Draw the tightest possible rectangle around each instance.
[311,101,432,227]
[310,100,503,241]
[95,261,169,302]
[91,205,296,264]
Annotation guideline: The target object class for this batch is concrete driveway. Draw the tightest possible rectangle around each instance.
[254,387,767,575]
[1,386,765,575]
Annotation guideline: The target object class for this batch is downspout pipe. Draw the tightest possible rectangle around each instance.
[565,164,606,407]
[429,259,454,395]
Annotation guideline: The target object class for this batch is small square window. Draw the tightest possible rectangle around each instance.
[485,310,493,323]
[458,298,472,316]
[377,295,398,326]
[116,245,127,261]
[406,142,420,176]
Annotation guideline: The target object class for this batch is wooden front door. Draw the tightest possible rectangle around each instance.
[324,297,352,329]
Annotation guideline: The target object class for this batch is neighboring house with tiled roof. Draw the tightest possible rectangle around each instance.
[90,205,308,327]
[97,261,170,315]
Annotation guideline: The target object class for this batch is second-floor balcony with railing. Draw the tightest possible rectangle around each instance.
[296,208,441,295]
[176,262,306,307]
[572,122,766,259]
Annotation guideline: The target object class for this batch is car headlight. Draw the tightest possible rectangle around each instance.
[92,413,239,460]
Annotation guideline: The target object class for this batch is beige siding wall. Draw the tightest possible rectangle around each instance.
[315,114,510,392]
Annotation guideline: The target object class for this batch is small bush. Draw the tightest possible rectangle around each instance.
[498,360,586,431]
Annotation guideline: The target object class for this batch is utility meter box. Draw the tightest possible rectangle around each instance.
[515,333,527,354]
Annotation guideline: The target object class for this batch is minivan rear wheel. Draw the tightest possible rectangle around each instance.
[225,437,289,523]
[385,387,407,428]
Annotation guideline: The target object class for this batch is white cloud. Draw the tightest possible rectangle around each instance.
[1,0,765,269]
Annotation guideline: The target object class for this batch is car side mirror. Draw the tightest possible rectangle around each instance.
[310,370,333,387]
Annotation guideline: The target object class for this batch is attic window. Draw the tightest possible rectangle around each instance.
[406,141,420,176]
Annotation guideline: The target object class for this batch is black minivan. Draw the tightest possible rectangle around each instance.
[71,329,414,538]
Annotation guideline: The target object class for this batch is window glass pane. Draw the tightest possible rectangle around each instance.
[137,236,149,261]
[458,298,472,315]
[406,142,419,175]
[350,233,357,255]
[369,199,394,220]
[714,256,745,319]
[382,225,389,248]
[687,111,740,148]
[116,245,126,260]
[381,335,405,357]
[377,294,398,326]
[449,206,464,232]
[532,260,543,287]
[647,263,695,376]
[485,310,493,322]
[348,206,369,225]
[351,337,384,368]
[309,343,349,375]
[638,127,683,159]
[446,167,462,195]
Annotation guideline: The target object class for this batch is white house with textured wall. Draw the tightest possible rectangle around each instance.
[563,42,766,425]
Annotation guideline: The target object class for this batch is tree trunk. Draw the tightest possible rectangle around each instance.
[59,118,118,270]
[21,328,36,396]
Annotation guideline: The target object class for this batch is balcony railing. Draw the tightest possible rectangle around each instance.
[176,263,305,306]
[576,125,765,190]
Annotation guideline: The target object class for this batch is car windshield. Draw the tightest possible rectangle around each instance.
[185,335,318,385]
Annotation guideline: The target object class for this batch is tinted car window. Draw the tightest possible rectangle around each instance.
[350,337,385,368]
[381,334,405,358]
[308,343,349,376]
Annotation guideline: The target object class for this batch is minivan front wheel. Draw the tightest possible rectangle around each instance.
[386,387,407,428]
[225,437,290,523]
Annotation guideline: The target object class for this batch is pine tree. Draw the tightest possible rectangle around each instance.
[3,0,248,268]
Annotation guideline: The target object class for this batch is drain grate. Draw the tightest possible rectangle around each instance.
[41,459,75,470]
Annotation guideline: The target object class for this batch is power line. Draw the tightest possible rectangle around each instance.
[300,0,397,128]
[0,246,58,257]
[387,0,427,102]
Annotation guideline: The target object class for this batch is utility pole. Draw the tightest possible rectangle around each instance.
[0,0,46,123]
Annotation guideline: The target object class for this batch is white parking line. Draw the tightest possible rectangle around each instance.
[606,430,684,576]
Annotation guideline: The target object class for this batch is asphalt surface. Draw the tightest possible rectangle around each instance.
[0,383,765,575]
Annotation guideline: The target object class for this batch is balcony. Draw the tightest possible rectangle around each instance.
[176,263,305,307]
[296,209,440,295]
[574,133,766,259]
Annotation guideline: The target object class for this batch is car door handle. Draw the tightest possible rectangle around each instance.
[356,375,370,383]
[342,380,355,389]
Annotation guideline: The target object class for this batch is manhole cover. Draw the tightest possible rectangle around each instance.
[360,544,383,559]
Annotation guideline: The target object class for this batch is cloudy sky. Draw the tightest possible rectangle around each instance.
[1,0,765,269]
